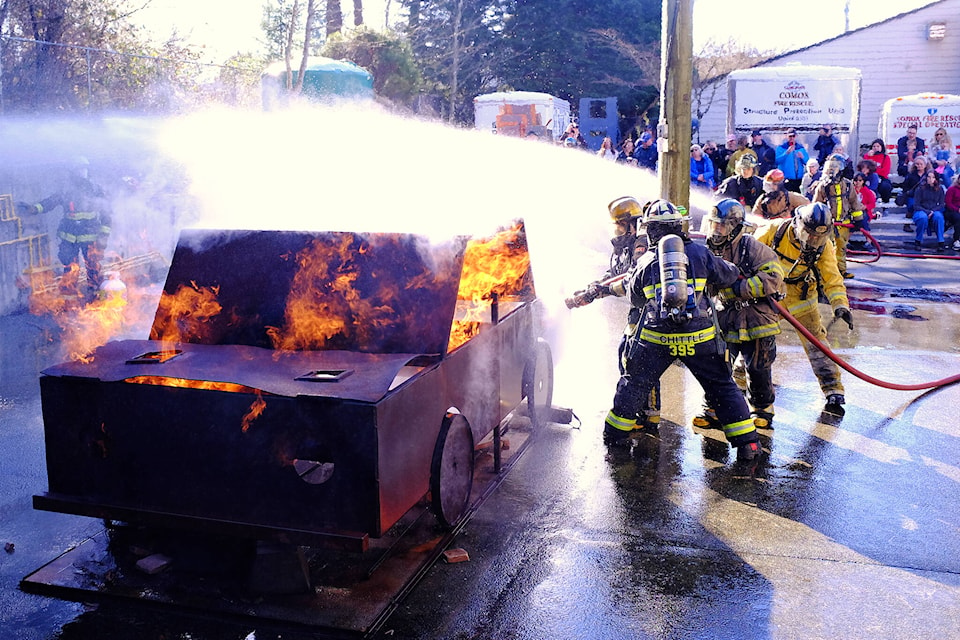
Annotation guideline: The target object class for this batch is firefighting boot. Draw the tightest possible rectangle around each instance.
[636,412,660,435]
[824,393,846,416]
[604,410,636,447]
[733,440,765,478]
[692,407,720,429]
[751,406,775,429]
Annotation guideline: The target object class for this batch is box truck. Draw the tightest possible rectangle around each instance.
[879,93,960,171]
[726,65,862,153]
[474,91,571,142]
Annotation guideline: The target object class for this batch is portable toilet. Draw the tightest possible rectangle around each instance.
[262,57,374,109]
[578,97,619,151]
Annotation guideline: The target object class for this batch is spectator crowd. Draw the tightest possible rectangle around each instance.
[566,120,960,254]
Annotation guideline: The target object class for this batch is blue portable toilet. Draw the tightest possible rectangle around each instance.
[578,97,619,152]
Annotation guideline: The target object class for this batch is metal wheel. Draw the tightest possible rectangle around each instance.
[523,337,554,428]
[430,410,475,529]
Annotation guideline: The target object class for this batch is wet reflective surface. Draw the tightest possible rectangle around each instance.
[3,285,960,638]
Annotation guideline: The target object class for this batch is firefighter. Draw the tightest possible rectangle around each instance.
[17,156,111,296]
[701,199,786,428]
[812,153,865,279]
[600,199,762,464]
[754,202,853,415]
[716,155,764,208]
[566,196,662,431]
[752,169,809,221]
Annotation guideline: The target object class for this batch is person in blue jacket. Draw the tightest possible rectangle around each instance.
[775,128,810,192]
[689,144,715,190]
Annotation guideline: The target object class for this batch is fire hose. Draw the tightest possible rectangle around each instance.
[770,297,960,391]
[566,273,960,392]
[847,224,960,261]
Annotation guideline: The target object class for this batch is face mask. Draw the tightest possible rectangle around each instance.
[763,181,776,193]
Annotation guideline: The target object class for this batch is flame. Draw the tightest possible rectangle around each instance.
[447,223,532,352]
[266,235,414,351]
[125,376,261,393]
[241,390,267,432]
[60,295,128,363]
[150,281,222,346]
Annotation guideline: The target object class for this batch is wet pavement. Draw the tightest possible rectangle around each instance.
[3,227,960,639]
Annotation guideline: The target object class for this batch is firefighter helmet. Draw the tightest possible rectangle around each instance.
[701,198,747,251]
[735,154,758,176]
[792,202,832,250]
[642,199,683,224]
[608,196,643,223]
[642,199,684,245]
[762,168,785,193]
[822,154,845,181]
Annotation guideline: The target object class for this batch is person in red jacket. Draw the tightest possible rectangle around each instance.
[863,138,893,203]
[852,172,876,228]
[945,174,960,251]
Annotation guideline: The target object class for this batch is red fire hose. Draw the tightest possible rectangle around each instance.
[847,225,960,261]
[770,297,960,391]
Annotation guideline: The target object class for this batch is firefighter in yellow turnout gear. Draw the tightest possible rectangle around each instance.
[601,199,762,465]
[812,153,865,279]
[754,202,853,415]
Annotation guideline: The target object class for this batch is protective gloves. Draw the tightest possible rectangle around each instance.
[834,306,854,330]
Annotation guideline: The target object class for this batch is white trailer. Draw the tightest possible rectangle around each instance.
[878,93,960,165]
[474,91,571,143]
[726,65,862,153]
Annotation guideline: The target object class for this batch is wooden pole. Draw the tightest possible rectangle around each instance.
[659,0,693,210]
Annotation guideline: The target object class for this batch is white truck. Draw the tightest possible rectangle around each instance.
[474,91,571,143]
[726,65,862,153]
[879,93,960,173]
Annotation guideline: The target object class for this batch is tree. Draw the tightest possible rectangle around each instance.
[497,0,660,124]
[401,0,509,123]
[692,38,778,134]
[325,0,342,35]
[0,0,205,112]
[322,26,421,106]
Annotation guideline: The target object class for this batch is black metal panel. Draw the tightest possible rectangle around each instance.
[42,340,421,402]
[40,378,384,536]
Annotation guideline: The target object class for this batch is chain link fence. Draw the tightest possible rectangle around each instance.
[0,36,265,114]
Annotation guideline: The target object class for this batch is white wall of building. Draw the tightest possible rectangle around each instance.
[695,0,960,153]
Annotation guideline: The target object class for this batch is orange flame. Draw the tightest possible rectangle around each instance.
[150,282,222,346]
[60,295,129,363]
[447,223,531,352]
[266,235,416,351]
[241,390,267,432]
[125,376,261,393]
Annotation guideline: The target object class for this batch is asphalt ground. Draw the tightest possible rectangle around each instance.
[3,210,960,639]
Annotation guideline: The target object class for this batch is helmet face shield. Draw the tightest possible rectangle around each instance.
[795,223,831,249]
[701,199,745,249]
[793,202,832,250]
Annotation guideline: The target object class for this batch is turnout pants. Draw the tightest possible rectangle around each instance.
[728,336,777,414]
[611,338,757,447]
[792,308,844,396]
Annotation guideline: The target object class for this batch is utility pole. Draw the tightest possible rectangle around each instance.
[658,0,693,210]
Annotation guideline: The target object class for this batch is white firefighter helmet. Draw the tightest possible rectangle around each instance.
[822,154,845,181]
[792,202,832,250]
[701,198,747,250]
[642,199,684,245]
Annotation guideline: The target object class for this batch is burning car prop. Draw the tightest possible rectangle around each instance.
[33,221,554,550]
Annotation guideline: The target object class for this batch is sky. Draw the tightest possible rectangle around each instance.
[135,0,940,64]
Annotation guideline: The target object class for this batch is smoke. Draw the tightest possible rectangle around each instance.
[155,102,669,317]
[2,104,714,374]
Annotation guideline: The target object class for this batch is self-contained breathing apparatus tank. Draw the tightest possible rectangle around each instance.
[657,234,689,323]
